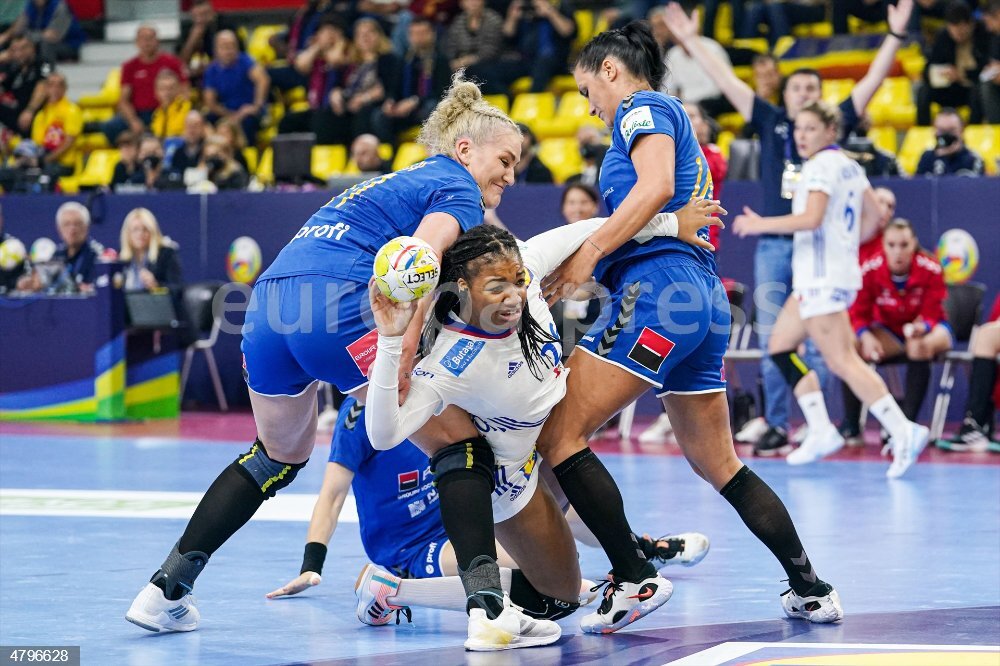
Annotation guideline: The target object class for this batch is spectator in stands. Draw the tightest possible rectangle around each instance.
[858,186,896,263]
[684,102,727,249]
[444,0,504,74]
[110,131,144,191]
[373,17,450,144]
[752,53,782,106]
[202,30,269,144]
[981,0,1000,124]
[832,0,888,35]
[513,122,553,183]
[334,18,395,140]
[167,110,207,176]
[30,71,80,178]
[214,116,251,173]
[566,124,608,187]
[150,69,191,139]
[650,6,733,118]
[918,1,990,125]
[469,0,576,94]
[176,0,242,84]
[663,0,913,456]
[95,26,188,143]
[0,35,48,137]
[137,133,183,190]
[841,219,952,444]
[268,0,343,94]
[701,1,748,42]
[349,133,389,174]
[916,106,985,175]
[388,0,459,56]
[742,0,826,47]
[0,0,86,65]
[0,204,26,292]
[0,139,53,193]
[276,16,352,145]
[118,207,183,294]
[199,134,248,190]
[845,113,903,178]
[19,201,103,292]
[937,295,1000,452]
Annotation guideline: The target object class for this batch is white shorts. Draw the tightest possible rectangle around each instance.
[491,449,539,523]
[794,287,857,320]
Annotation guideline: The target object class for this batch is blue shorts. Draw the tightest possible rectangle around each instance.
[388,531,450,579]
[241,275,376,395]
[576,256,730,397]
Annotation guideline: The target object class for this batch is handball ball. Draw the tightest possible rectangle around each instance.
[373,236,440,303]
[936,229,979,285]
[30,237,56,263]
[0,237,26,270]
[226,236,262,284]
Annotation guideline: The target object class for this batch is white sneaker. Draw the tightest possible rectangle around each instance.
[579,578,600,606]
[580,573,672,634]
[736,416,768,443]
[125,583,199,633]
[781,583,843,623]
[786,425,845,465]
[647,533,710,570]
[354,563,409,626]
[791,424,809,444]
[465,594,561,651]
[638,413,673,443]
[885,423,929,479]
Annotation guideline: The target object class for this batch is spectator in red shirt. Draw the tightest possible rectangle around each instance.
[91,26,188,143]
[938,295,1000,452]
[858,186,896,264]
[684,101,727,249]
[840,219,953,442]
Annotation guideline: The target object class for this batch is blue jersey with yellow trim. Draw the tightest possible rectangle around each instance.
[261,156,484,284]
[596,91,717,283]
[328,397,443,569]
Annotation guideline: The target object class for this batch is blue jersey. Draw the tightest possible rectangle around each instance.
[262,156,485,283]
[596,91,716,284]
[328,398,443,569]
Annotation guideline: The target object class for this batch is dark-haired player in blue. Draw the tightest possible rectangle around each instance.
[127,75,523,633]
[536,21,843,632]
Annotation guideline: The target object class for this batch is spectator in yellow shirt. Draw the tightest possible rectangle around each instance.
[149,69,190,139]
[30,71,80,176]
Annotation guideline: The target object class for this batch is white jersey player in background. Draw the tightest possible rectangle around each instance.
[364,200,722,650]
[733,100,929,478]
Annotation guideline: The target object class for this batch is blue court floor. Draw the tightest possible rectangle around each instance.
[1,428,998,665]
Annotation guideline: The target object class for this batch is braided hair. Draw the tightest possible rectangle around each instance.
[575,20,667,92]
[421,225,558,380]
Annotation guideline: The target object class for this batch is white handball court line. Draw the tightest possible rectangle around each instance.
[665,642,1000,665]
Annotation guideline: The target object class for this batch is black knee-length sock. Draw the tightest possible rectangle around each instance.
[901,360,932,422]
[967,358,999,426]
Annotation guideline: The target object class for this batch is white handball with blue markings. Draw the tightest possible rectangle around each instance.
[373,236,441,303]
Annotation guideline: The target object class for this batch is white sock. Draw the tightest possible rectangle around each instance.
[797,391,833,432]
[869,394,910,443]
[387,568,513,612]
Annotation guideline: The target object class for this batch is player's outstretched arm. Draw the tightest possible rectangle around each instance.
[266,462,355,598]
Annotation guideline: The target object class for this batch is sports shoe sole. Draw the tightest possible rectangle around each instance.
[580,580,674,635]
[465,630,561,651]
[124,611,197,633]
[782,589,844,623]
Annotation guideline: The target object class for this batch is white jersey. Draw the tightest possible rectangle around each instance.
[791,148,870,291]
[366,212,679,465]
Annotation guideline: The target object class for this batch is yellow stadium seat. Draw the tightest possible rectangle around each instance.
[510,93,556,126]
[284,86,310,112]
[716,130,735,160]
[716,112,745,134]
[848,16,887,34]
[345,143,394,174]
[897,126,935,175]
[537,138,583,184]
[730,38,770,55]
[573,9,594,52]
[392,142,428,171]
[714,1,733,45]
[77,149,120,188]
[792,22,832,38]
[311,145,347,180]
[869,77,916,129]
[867,126,898,155]
[534,92,590,139]
[483,94,510,115]
[243,147,259,175]
[78,68,121,108]
[549,75,578,95]
[964,125,1000,175]
[822,79,854,106]
[510,77,533,96]
[81,107,113,124]
[248,25,284,66]
[257,147,274,184]
[77,133,109,151]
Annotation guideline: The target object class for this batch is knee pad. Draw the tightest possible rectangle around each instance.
[236,439,306,499]
[509,569,580,620]
[771,350,810,388]
[430,436,495,491]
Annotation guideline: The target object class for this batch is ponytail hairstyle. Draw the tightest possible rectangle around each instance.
[421,225,558,380]
[575,20,667,92]
[417,71,521,157]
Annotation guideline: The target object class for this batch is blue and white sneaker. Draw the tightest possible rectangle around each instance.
[885,423,929,479]
[125,582,199,632]
[580,572,672,634]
